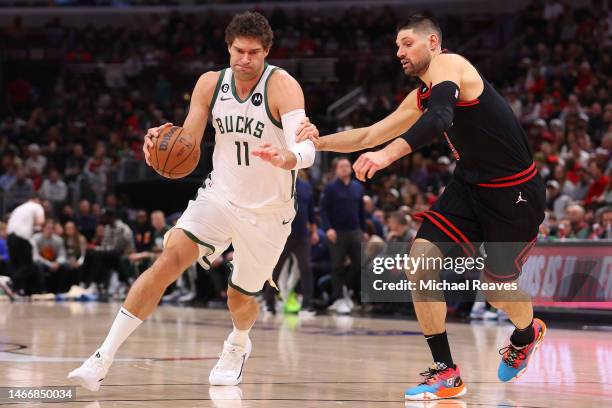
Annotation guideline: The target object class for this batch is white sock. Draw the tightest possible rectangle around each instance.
[227,324,250,347]
[98,307,142,359]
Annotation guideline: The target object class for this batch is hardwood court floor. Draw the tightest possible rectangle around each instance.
[0,302,610,407]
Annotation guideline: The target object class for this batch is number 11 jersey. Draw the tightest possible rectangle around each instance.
[209,63,296,210]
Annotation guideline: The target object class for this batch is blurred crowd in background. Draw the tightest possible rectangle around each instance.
[0,0,610,314]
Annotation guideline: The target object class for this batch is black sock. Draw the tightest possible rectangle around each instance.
[510,320,535,347]
[425,331,454,368]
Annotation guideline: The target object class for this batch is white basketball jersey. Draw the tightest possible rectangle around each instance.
[209,63,296,209]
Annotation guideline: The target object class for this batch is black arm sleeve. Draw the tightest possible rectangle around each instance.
[400,81,459,151]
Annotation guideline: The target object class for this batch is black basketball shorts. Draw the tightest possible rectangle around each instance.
[415,166,546,282]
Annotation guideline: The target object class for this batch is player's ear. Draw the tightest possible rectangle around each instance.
[429,34,438,51]
[263,47,270,58]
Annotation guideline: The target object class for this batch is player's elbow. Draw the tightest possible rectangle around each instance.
[429,105,454,136]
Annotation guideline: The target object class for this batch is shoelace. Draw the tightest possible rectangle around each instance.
[419,363,449,385]
[499,345,527,367]
[215,346,244,372]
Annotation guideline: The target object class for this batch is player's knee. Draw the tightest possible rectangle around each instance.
[227,287,255,312]
[150,249,184,286]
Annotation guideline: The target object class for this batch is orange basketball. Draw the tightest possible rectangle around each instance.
[150,126,200,179]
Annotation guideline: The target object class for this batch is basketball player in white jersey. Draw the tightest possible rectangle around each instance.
[68,11,318,390]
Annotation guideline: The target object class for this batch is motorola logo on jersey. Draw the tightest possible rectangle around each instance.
[221,84,229,93]
[251,93,263,106]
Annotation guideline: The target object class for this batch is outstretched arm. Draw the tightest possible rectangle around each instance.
[353,54,463,181]
[296,90,421,153]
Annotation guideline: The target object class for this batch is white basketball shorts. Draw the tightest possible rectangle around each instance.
[166,179,295,295]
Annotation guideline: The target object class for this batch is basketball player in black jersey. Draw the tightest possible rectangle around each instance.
[296,14,547,401]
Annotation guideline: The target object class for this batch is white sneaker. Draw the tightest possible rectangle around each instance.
[84,283,98,296]
[470,302,486,319]
[336,298,352,315]
[67,350,113,391]
[65,285,86,299]
[327,298,344,312]
[209,340,252,386]
[342,286,355,310]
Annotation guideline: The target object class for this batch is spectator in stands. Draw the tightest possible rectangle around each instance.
[90,224,105,248]
[84,143,110,204]
[33,220,68,294]
[363,195,384,238]
[64,144,86,182]
[603,176,612,207]
[75,199,98,242]
[428,156,453,195]
[132,210,152,253]
[551,164,576,197]
[150,210,170,253]
[63,220,87,277]
[24,144,46,175]
[592,207,612,239]
[320,157,365,314]
[0,164,17,192]
[386,211,414,243]
[571,166,590,201]
[8,167,34,209]
[59,204,75,224]
[583,160,609,207]
[128,210,169,274]
[546,180,572,220]
[565,204,591,239]
[409,153,429,192]
[53,220,64,237]
[104,193,128,222]
[82,210,134,298]
[39,168,68,213]
[6,195,45,295]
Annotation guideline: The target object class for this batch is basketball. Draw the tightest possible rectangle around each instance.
[150,126,200,179]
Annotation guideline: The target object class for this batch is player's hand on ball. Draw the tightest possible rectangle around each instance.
[353,150,392,181]
[143,122,173,166]
[295,117,320,148]
[252,142,286,168]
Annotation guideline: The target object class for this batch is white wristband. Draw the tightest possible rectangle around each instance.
[281,109,316,170]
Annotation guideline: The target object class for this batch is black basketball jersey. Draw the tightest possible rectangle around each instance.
[416,54,535,187]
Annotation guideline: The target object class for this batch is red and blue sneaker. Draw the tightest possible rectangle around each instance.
[498,317,547,382]
[405,362,467,401]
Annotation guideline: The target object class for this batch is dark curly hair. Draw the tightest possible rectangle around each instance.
[225,11,274,51]
[397,13,442,43]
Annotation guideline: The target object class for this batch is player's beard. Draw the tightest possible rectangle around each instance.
[403,54,431,77]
